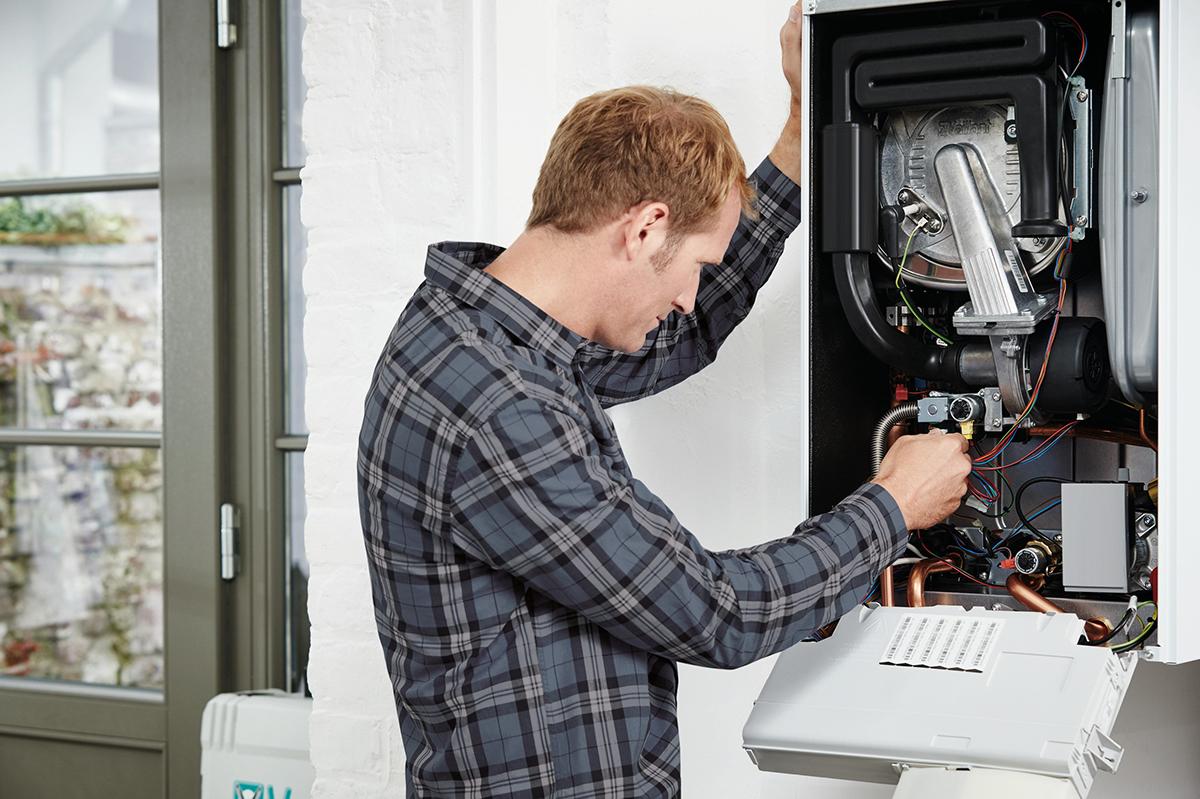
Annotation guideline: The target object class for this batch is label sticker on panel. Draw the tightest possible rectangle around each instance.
[1003,249,1032,293]
[880,613,1003,673]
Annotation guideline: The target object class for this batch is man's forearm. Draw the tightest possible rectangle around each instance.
[768,98,803,185]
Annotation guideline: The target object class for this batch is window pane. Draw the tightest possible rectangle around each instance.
[284,186,306,434]
[0,190,161,431]
[285,451,308,694]
[283,0,307,168]
[0,445,163,690]
[0,0,159,181]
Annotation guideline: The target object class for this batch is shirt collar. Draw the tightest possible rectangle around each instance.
[424,241,588,367]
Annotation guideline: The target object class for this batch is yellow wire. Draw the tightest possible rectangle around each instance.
[894,226,954,346]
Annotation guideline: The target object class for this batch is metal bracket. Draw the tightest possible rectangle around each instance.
[216,0,237,49]
[220,502,240,581]
[1068,77,1093,238]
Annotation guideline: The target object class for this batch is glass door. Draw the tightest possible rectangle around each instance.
[0,2,227,796]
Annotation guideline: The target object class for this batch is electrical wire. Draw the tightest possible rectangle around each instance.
[973,420,1078,472]
[1013,476,1070,542]
[913,531,1008,590]
[993,497,1062,553]
[894,225,955,346]
[974,278,1069,466]
[1089,606,1136,646]
[1110,602,1158,653]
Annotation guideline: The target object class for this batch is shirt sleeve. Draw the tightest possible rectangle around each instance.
[445,395,907,670]
[575,157,803,408]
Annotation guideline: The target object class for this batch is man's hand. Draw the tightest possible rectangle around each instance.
[768,3,804,182]
[872,430,973,532]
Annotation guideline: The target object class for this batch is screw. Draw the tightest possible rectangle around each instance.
[991,417,1002,426]
[990,603,1007,612]
[1055,534,1064,543]
[1005,121,1017,138]
[928,404,939,414]
[991,392,1001,401]
[898,189,914,203]
[1136,513,1157,534]
[1076,89,1089,102]
[1075,215,1088,226]
[1131,189,1149,203]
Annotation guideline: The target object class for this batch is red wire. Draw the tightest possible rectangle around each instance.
[1041,10,1086,69]
[973,420,1079,472]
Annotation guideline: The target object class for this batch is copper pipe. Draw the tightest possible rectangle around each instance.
[880,566,895,607]
[907,558,957,608]
[1005,574,1110,642]
[1028,425,1144,448]
[1139,408,1158,453]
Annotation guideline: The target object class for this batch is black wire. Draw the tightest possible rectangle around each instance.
[1013,476,1070,544]
[1087,607,1136,646]
[1111,617,1158,653]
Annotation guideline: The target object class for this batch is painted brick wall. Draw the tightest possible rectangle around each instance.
[299,2,1200,798]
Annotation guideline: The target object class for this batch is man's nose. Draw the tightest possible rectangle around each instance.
[673,279,700,315]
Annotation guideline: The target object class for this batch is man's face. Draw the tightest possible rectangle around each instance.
[599,186,743,353]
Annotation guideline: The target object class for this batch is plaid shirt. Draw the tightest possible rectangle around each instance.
[358,158,908,798]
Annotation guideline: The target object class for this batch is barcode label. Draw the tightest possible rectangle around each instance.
[880,614,1003,673]
[1004,250,1032,293]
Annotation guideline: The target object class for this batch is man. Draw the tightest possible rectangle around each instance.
[358,5,972,796]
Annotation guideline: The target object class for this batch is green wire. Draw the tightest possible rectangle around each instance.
[1110,601,1158,653]
[895,226,955,346]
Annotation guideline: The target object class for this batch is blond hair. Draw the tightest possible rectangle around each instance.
[527,86,756,237]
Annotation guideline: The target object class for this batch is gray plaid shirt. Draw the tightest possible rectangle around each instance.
[358,158,908,797]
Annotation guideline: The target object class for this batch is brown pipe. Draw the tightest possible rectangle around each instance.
[907,558,957,608]
[1028,425,1145,448]
[1005,574,1110,642]
[1139,408,1158,453]
[880,566,895,607]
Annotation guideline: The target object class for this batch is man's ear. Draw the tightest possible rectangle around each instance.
[620,201,671,262]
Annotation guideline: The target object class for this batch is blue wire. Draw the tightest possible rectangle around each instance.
[1010,499,1062,536]
[861,577,879,605]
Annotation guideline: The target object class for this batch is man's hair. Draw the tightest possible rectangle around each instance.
[527,86,757,238]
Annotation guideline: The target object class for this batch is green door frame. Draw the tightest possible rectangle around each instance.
[159,0,227,793]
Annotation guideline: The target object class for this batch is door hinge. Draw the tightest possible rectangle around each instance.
[220,502,240,581]
[216,0,237,49]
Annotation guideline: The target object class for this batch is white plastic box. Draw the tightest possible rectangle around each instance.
[201,690,314,799]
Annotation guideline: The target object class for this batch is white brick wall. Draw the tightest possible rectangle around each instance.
[299,2,1200,798]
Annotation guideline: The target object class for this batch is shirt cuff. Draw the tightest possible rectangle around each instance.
[837,482,910,567]
[750,157,802,239]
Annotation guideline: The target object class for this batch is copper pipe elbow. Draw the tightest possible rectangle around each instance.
[1005,574,1110,642]
[907,558,956,608]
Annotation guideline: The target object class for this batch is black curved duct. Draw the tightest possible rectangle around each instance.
[822,18,1065,384]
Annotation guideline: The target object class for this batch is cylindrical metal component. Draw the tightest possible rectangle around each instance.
[957,344,999,385]
[880,567,896,608]
[1005,574,1110,642]
[949,394,984,423]
[908,559,958,608]
[1014,546,1049,575]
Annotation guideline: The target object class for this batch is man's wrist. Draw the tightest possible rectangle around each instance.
[767,102,803,184]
